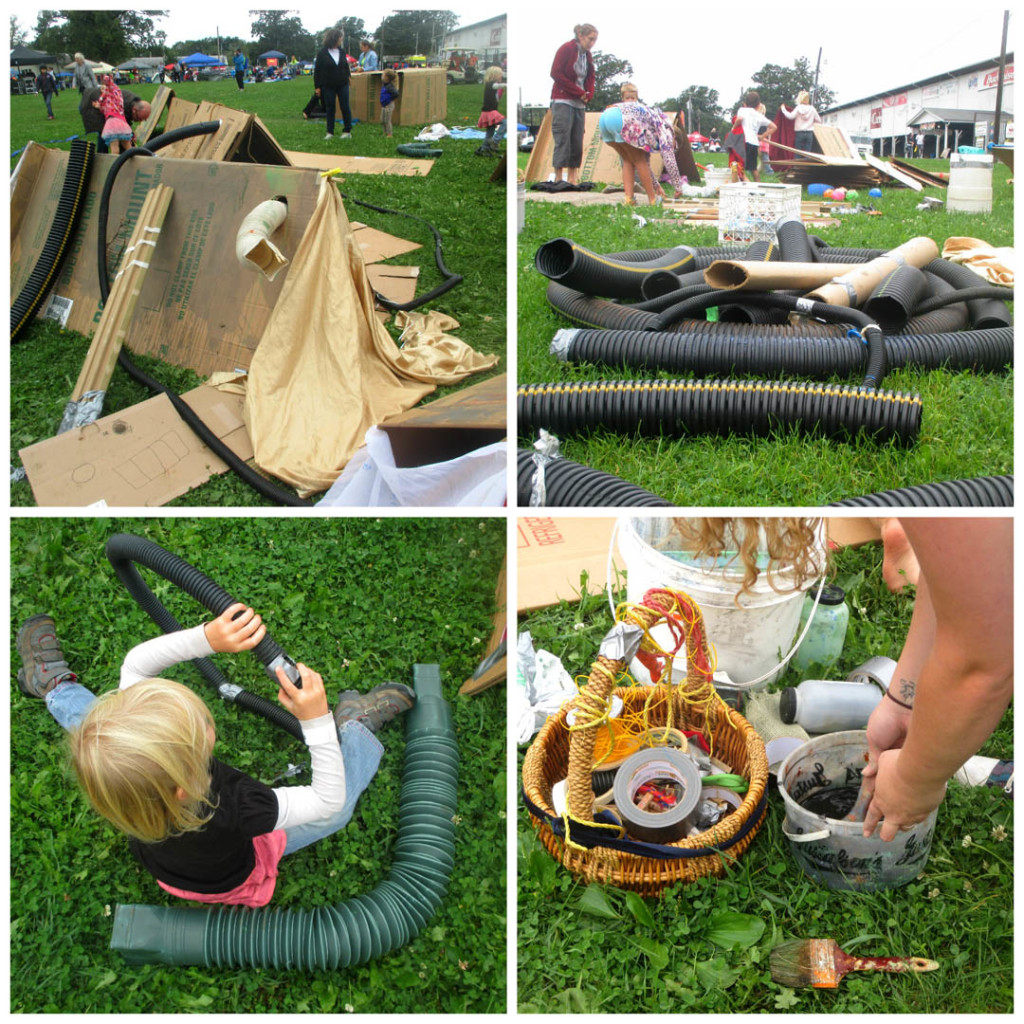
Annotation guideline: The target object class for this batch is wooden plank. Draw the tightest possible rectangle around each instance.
[865,153,924,191]
[889,156,948,188]
[135,85,174,146]
[813,124,857,159]
[70,185,174,404]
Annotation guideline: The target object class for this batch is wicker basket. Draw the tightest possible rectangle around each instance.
[522,588,769,896]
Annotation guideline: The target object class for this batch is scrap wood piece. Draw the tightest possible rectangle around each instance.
[813,124,860,160]
[460,557,507,695]
[864,154,924,191]
[135,85,174,146]
[889,156,948,188]
[59,183,174,433]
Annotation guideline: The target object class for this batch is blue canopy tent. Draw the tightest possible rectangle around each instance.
[179,52,220,66]
[258,49,287,61]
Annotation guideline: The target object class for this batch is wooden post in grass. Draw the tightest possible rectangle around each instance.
[58,184,174,433]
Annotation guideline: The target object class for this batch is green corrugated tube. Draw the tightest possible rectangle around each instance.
[110,664,459,967]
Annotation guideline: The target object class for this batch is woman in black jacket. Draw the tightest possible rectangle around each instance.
[313,27,352,139]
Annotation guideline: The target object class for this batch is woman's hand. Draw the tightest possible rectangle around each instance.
[862,749,946,841]
[276,663,329,721]
[204,603,266,653]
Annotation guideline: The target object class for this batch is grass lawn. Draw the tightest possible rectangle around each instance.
[10,78,507,506]
[517,153,1013,505]
[517,537,1012,1013]
[10,516,506,1012]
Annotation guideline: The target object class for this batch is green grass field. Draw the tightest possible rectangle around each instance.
[517,154,1013,505]
[10,516,506,1012]
[517,539,1013,1013]
[10,78,507,506]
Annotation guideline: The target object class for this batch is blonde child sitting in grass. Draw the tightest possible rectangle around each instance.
[16,605,414,907]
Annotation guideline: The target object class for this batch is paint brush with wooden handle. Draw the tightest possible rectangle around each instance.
[844,775,874,822]
[770,938,939,989]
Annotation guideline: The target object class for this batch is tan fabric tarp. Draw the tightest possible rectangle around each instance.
[243,176,498,496]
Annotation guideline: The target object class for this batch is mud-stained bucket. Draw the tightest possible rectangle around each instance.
[777,730,937,891]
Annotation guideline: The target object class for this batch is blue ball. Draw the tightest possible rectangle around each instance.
[808,183,828,196]
[868,187,883,198]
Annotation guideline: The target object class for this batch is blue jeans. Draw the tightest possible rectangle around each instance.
[322,84,351,135]
[46,681,383,855]
[42,93,54,117]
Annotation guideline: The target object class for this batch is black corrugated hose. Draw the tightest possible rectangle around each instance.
[517,379,922,445]
[11,138,95,342]
[830,475,1013,507]
[106,532,303,738]
[516,448,671,506]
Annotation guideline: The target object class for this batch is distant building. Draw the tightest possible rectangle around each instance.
[822,53,1013,157]
[441,15,506,65]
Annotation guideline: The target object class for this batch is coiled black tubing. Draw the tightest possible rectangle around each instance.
[106,532,302,738]
[517,379,922,445]
[105,533,460,969]
[516,448,671,507]
[830,474,1013,507]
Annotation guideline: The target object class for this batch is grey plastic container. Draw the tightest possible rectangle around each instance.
[777,729,937,891]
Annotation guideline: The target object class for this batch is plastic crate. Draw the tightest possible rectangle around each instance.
[718,182,801,245]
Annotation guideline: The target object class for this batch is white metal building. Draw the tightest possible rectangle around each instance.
[441,15,507,63]
[822,54,1013,157]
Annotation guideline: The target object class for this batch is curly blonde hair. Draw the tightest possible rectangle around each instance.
[69,678,218,843]
[670,517,825,596]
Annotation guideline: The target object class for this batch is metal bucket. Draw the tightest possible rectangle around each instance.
[777,730,937,891]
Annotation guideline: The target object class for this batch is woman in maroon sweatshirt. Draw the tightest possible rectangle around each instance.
[548,23,598,184]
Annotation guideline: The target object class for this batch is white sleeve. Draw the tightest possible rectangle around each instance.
[273,715,347,828]
[120,624,214,688]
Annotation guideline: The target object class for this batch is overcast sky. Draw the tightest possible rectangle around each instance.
[513,3,1012,110]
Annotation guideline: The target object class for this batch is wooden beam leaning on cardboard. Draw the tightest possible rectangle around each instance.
[58,183,175,433]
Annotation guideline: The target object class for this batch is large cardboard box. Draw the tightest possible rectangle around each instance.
[11,143,323,375]
[344,67,447,126]
[523,109,701,185]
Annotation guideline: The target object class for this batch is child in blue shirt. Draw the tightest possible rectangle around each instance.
[380,70,399,138]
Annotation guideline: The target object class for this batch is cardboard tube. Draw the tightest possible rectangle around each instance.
[805,237,939,307]
[704,260,867,291]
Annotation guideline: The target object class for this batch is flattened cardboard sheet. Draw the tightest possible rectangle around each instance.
[282,150,434,176]
[366,264,420,305]
[517,516,617,611]
[19,386,253,507]
[11,144,324,376]
[350,222,422,262]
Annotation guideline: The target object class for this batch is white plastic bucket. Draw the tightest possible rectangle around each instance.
[616,517,826,689]
[947,153,993,214]
[704,165,730,188]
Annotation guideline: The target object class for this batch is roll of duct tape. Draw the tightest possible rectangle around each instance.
[613,747,702,844]
[847,656,897,691]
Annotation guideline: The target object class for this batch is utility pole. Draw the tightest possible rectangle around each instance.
[217,25,221,62]
[811,47,822,106]
[992,9,1009,145]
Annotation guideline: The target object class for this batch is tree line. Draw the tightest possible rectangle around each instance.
[14,10,461,66]
[587,51,837,134]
